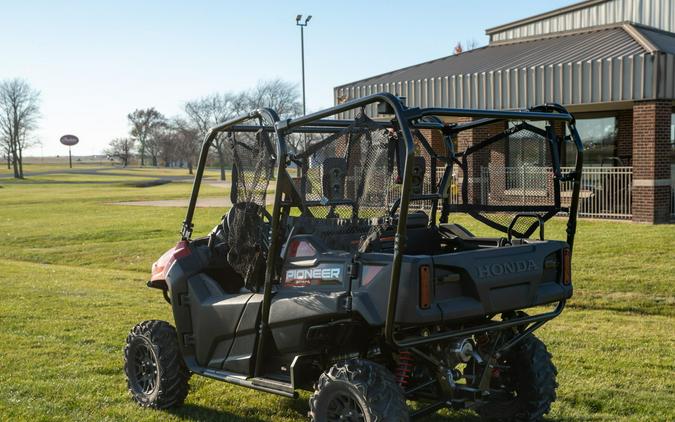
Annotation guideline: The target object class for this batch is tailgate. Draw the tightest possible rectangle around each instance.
[431,241,572,320]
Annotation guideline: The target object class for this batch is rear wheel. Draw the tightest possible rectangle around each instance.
[309,359,409,422]
[473,335,557,421]
[124,320,190,408]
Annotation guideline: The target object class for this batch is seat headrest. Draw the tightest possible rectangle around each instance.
[321,157,347,200]
[406,211,429,228]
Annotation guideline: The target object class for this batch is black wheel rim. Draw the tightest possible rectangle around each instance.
[130,340,158,395]
[326,391,365,422]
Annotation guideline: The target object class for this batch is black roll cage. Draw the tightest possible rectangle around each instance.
[179,93,584,368]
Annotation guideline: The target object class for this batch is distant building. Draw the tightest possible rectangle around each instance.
[335,0,675,223]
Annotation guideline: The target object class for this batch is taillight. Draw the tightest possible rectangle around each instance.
[419,265,431,309]
[361,265,384,287]
[561,248,571,285]
[288,239,317,258]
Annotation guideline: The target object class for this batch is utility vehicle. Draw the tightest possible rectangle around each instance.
[124,93,583,421]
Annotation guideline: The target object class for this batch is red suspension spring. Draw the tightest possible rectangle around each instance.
[395,350,414,387]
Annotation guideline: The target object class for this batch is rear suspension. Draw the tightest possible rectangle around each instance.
[395,350,414,387]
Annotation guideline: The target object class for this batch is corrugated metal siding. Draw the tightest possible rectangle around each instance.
[335,27,645,91]
[489,0,674,42]
[334,25,675,118]
[334,52,675,118]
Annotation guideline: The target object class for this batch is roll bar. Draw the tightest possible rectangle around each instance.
[412,106,573,122]
[274,93,417,348]
[181,108,281,240]
[179,93,583,353]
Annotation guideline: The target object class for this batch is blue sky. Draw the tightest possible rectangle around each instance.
[1,0,575,156]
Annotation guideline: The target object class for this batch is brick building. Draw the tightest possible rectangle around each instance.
[334,0,675,223]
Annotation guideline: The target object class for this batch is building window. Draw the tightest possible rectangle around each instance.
[506,121,547,190]
[566,116,618,166]
[507,123,546,167]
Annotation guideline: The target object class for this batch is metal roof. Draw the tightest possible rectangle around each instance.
[336,26,646,89]
[638,25,675,53]
[334,24,675,116]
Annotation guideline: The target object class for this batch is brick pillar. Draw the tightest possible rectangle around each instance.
[631,100,672,223]
[616,109,633,165]
[456,119,507,204]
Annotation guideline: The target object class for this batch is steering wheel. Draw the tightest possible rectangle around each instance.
[209,202,271,253]
[225,202,272,233]
[223,202,272,290]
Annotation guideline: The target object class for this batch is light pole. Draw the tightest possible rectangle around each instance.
[296,14,311,115]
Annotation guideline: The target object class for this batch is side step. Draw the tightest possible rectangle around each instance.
[196,367,297,398]
[252,377,295,395]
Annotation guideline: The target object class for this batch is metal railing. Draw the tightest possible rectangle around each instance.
[423,169,462,204]
[436,166,634,220]
[561,166,633,219]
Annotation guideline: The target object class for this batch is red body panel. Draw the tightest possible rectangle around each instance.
[151,240,190,282]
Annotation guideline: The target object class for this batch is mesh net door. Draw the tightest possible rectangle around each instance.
[449,121,562,237]
[225,126,276,286]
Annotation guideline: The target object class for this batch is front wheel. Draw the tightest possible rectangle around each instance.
[124,320,190,408]
[309,359,409,422]
[473,335,558,421]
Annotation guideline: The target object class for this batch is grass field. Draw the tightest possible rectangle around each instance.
[0,162,226,178]
[0,163,106,175]
[0,168,673,421]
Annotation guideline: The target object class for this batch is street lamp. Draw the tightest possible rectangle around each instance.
[296,14,312,115]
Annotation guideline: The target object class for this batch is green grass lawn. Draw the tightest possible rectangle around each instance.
[0,162,228,178]
[98,167,226,178]
[0,173,673,421]
[0,162,107,175]
[5,173,157,183]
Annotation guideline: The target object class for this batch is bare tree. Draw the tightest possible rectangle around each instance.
[17,129,40,173]
[154,128,176,167]
[184,93,244,180]
[1,135,10,169]
[151,125,188,168]
[171,117,200,174]
[465,39,479,51]
[0,79,40,178]
[145,122,169,167]
[127,108,165,166]
[246,79,302,118]
[247,79,303,153]
[180,79,302,179]
[105,138,135,167]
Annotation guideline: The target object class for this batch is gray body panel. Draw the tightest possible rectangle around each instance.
[351,240,571,326]
[165,237,571,374]
[187,274,252,367]
[269,289,349,353]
